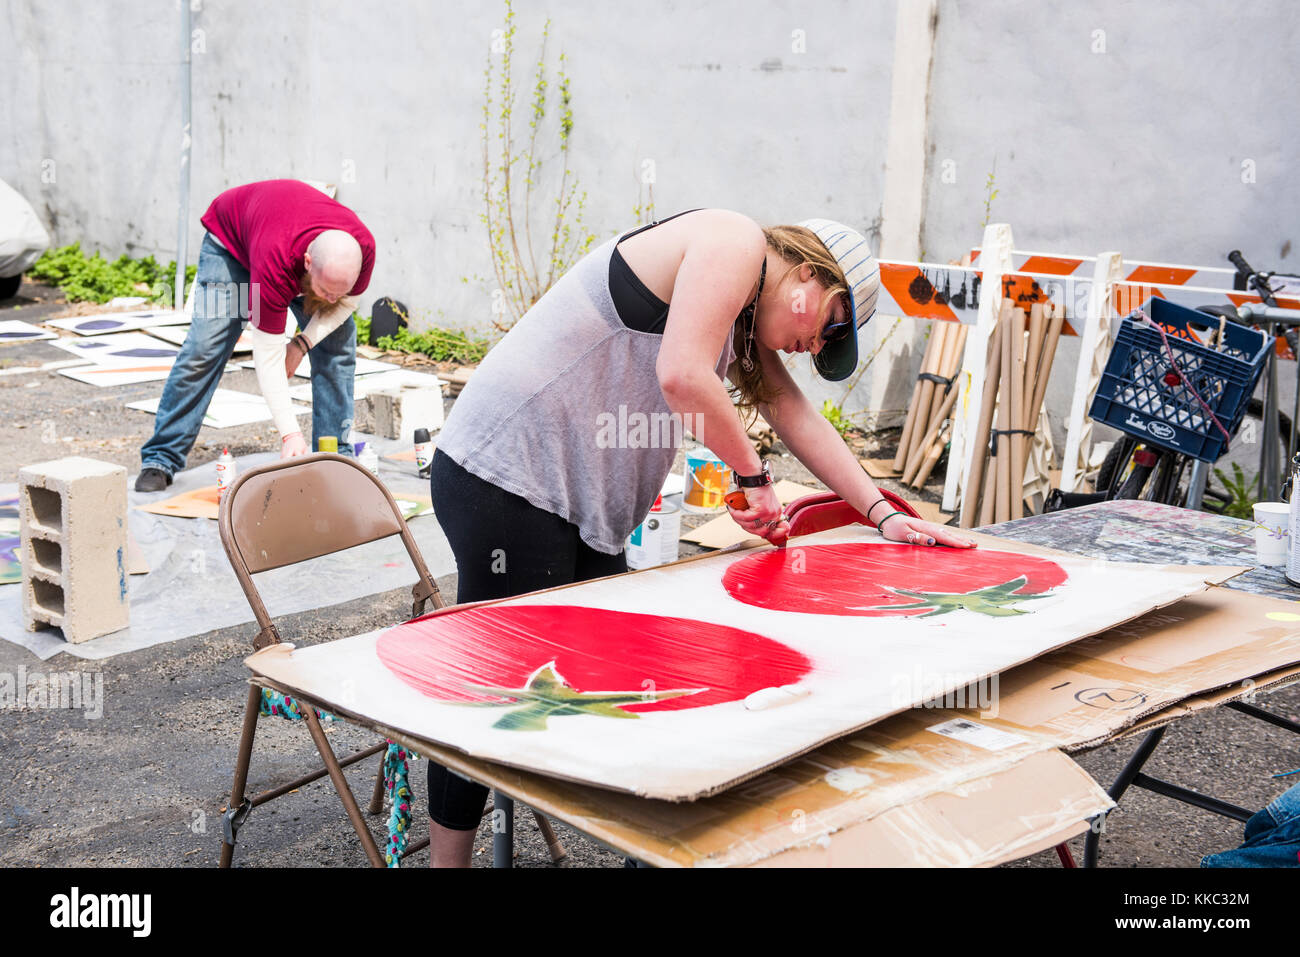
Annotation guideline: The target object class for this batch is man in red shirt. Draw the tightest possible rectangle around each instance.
[137,180,375,490]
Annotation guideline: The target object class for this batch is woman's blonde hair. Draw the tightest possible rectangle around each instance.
[730,224,849,418]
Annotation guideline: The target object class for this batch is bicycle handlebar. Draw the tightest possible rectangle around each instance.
[1228,249,1255,279]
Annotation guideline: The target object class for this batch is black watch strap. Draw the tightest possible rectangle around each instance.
[735,461,773,488]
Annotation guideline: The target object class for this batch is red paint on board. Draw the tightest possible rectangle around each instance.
[721,543,1068,618]
[376,604,813,711]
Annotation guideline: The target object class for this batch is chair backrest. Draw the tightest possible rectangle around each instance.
[786,489,921,539]
[218,453,442,648]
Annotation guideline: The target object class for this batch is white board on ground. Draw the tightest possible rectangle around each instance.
[47,332,181,365]
[289,368,442,403]
[0,320,58,342]
[241,355,399,379]
[45,309,189,336]
[59,364,173,386]
[246,525,1243,801]
[127,388,308,429]
[145,325,254,354]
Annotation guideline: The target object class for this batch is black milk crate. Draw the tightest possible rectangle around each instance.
[1089,298,1269,462]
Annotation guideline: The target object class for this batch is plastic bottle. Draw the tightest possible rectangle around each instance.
[358,444,380,475]
[216,448,236,498]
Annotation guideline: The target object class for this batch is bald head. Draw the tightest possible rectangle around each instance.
[304,229,362,304]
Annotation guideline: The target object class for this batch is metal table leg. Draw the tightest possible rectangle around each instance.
[1084,727,1167,868]
[1186,460,1209,510]
[493,790,514,868]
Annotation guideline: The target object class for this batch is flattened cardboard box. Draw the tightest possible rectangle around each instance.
[244,531,1300,866]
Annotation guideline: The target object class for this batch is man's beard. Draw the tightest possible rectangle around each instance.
[299,272,331,317]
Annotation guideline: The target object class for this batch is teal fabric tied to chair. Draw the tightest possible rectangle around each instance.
[259,689,416,868]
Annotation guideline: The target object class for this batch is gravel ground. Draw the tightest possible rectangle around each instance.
[1,280,1296,869]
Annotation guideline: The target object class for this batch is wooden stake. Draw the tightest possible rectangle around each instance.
[893,322,943,472]
[904,381,959,486]
[1027,301,1065,435]
[913,418,955,489]
[978,436,999,527]
[1009,307,1029,520]
[958,306,1009,529]
[995,301,1016,523]
[927,323,964,430]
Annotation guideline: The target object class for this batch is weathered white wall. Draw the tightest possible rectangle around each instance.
[0,0,895,330]
[3,0,1299,435]
[923,0,1300,445]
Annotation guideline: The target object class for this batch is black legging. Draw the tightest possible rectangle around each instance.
[426,447,627,830]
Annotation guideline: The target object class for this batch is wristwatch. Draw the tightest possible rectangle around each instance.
[735,460,774,489]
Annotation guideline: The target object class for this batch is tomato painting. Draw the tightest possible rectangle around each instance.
[721,543,1068,619]
[376,605,812,731]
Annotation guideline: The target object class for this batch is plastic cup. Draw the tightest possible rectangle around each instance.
[1252,502,1290,567]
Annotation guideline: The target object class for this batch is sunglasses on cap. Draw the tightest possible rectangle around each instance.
[820,294,854,344]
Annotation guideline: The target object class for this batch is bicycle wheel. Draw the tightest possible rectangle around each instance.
[1115,447,1161,500]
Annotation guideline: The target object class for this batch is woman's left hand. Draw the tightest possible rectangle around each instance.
[876,513,977,549]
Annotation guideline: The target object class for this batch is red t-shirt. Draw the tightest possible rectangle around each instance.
[200,179,375,335]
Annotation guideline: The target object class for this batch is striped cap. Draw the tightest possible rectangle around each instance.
[798,218,880,381]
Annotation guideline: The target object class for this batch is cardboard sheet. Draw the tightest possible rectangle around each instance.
[248,579,1300,866]
[247,526,1243,800]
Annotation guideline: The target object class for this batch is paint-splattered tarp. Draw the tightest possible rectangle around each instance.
[0,443,454,660]
[980,500,1296,602]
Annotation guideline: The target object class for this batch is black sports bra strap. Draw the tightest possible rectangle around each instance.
[617,208,704,245]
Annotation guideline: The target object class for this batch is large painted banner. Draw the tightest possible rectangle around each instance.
[247,527,1241,800]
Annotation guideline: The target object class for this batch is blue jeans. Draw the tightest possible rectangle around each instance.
[140,233,356,475]
[1202,779,1300,868]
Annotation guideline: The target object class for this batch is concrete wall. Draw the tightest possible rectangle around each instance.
[0,0,895,330]
[3,0,1298,433]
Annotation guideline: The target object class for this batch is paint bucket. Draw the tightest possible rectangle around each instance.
[318,436,338,453]
[626,498,681,570]
[682,447,732,513]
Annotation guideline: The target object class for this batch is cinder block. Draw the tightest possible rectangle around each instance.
[18,456,129,644]
[358,385,444,443]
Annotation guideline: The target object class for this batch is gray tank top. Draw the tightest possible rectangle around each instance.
[437,235,737,554]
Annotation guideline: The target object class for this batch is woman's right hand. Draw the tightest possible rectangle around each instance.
[726,484,790,546]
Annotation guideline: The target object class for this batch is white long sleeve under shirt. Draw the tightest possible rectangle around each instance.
[248,294,357,438]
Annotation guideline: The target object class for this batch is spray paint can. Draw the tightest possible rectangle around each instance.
[626,496,682,570]
[216,448,236,499]
[414,428,432,478]
[1286,453,1300,587]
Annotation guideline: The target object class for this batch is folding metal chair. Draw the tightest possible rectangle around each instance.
[216,453,564,867]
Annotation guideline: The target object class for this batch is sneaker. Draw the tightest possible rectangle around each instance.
[135,467,172,492]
